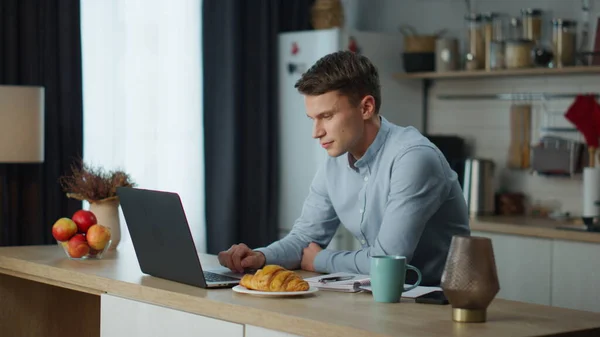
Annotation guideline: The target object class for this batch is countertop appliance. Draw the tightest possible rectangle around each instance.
[424,135,467,188]
[462,158,496,217]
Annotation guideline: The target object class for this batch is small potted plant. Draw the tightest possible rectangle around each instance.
[59,159,135,250]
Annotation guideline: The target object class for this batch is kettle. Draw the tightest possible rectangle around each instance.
[462,158,496,217]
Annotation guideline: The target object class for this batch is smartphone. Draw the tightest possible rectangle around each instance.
[415,290,449,305]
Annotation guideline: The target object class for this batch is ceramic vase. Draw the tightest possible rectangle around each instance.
[89,197,121,250]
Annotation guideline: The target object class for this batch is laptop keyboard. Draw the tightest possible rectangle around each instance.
[203,271,240,283]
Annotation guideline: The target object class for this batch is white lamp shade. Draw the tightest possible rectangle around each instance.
[0,85,45,163]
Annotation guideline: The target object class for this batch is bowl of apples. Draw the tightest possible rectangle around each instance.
[52,210,112,260]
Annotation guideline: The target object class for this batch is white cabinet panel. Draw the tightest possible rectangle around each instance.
[245,325,302,337]
[472,231,552,305]
[101,294,243,337]
[552,240,600,313]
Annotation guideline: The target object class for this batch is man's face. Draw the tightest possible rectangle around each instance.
[305,91,364,158]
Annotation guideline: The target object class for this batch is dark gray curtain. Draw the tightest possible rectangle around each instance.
[203,0,315,254]
[0,0,83,246]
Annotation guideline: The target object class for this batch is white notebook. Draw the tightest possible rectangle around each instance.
[358,285,442,298]
[304,272,370,293]
[304,272,442,297]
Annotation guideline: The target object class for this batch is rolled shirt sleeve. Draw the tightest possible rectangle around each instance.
[255,164,340,270]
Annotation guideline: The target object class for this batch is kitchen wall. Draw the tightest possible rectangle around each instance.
[428,75,599,216]
[344,0,599,44]
[341,0,600,216]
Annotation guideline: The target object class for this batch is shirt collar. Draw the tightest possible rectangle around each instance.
[349,116,391,169]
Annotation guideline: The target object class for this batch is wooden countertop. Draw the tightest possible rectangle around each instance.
[471,216,600,244]
[1,244,600,337]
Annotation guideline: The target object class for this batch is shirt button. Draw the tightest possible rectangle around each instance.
[361,239,366,244]
[359,209,364,214]
[364,176,368,182]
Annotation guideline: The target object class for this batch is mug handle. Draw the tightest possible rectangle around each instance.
[403,265,422,292]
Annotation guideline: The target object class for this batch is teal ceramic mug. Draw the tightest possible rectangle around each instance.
[370,255,422,303]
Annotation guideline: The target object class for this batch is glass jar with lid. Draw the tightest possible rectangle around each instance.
[505,39,534,68]
[552,19,577,67]
[465,13,485,70]
[483,12,506,42]
[482,12,507,70]
[508,17,522,40]
[489,40,506,70]
[521,9,543,43]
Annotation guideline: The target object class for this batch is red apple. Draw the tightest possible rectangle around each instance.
[86,224,111,250]
[52,218,78,242]
[67,234,90,258]
[72,210,97,233]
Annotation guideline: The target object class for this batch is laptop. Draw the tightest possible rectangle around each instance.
[117,186,245,288]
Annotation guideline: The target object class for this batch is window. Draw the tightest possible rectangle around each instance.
[80,0,205,251]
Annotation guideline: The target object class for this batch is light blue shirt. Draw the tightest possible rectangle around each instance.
[256,116,470,285]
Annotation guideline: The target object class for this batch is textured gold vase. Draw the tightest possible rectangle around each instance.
[440,235,500,323]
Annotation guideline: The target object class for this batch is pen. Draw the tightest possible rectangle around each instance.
[318,275,355,283]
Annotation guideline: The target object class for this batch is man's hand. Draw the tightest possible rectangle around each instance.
[301,242,322,272]
[217,243,265,273]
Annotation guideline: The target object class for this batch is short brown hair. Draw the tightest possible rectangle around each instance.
[294,51,381,114]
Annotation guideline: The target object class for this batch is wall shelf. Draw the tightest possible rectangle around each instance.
[394,65,600,80]
[395,65,600,134]
[437,92,600,100]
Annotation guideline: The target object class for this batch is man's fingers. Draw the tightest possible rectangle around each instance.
[231,245,249,272]
[224,250,235,270]
[219,244,239,270]
[240,255,255,268]
[218,250,233,269]
[218,244,253,272]
[217,251,227,266]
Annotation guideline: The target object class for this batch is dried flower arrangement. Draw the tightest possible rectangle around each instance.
[59,159,136,204]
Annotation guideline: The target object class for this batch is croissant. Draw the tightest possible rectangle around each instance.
[240,265,310,292]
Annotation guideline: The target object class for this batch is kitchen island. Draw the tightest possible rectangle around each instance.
[1,243,600,337]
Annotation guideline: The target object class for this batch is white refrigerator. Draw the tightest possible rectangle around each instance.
[277,28,421,250]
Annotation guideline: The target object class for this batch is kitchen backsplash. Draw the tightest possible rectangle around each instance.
[339,0,600,216]
[427,73,599,216]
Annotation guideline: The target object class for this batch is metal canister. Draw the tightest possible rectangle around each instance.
[435,38,459,72]
[463,158,496,216]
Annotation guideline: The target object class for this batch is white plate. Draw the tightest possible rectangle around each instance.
[232,285,319,297]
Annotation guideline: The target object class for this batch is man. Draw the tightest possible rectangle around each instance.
[218,50,469,286]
